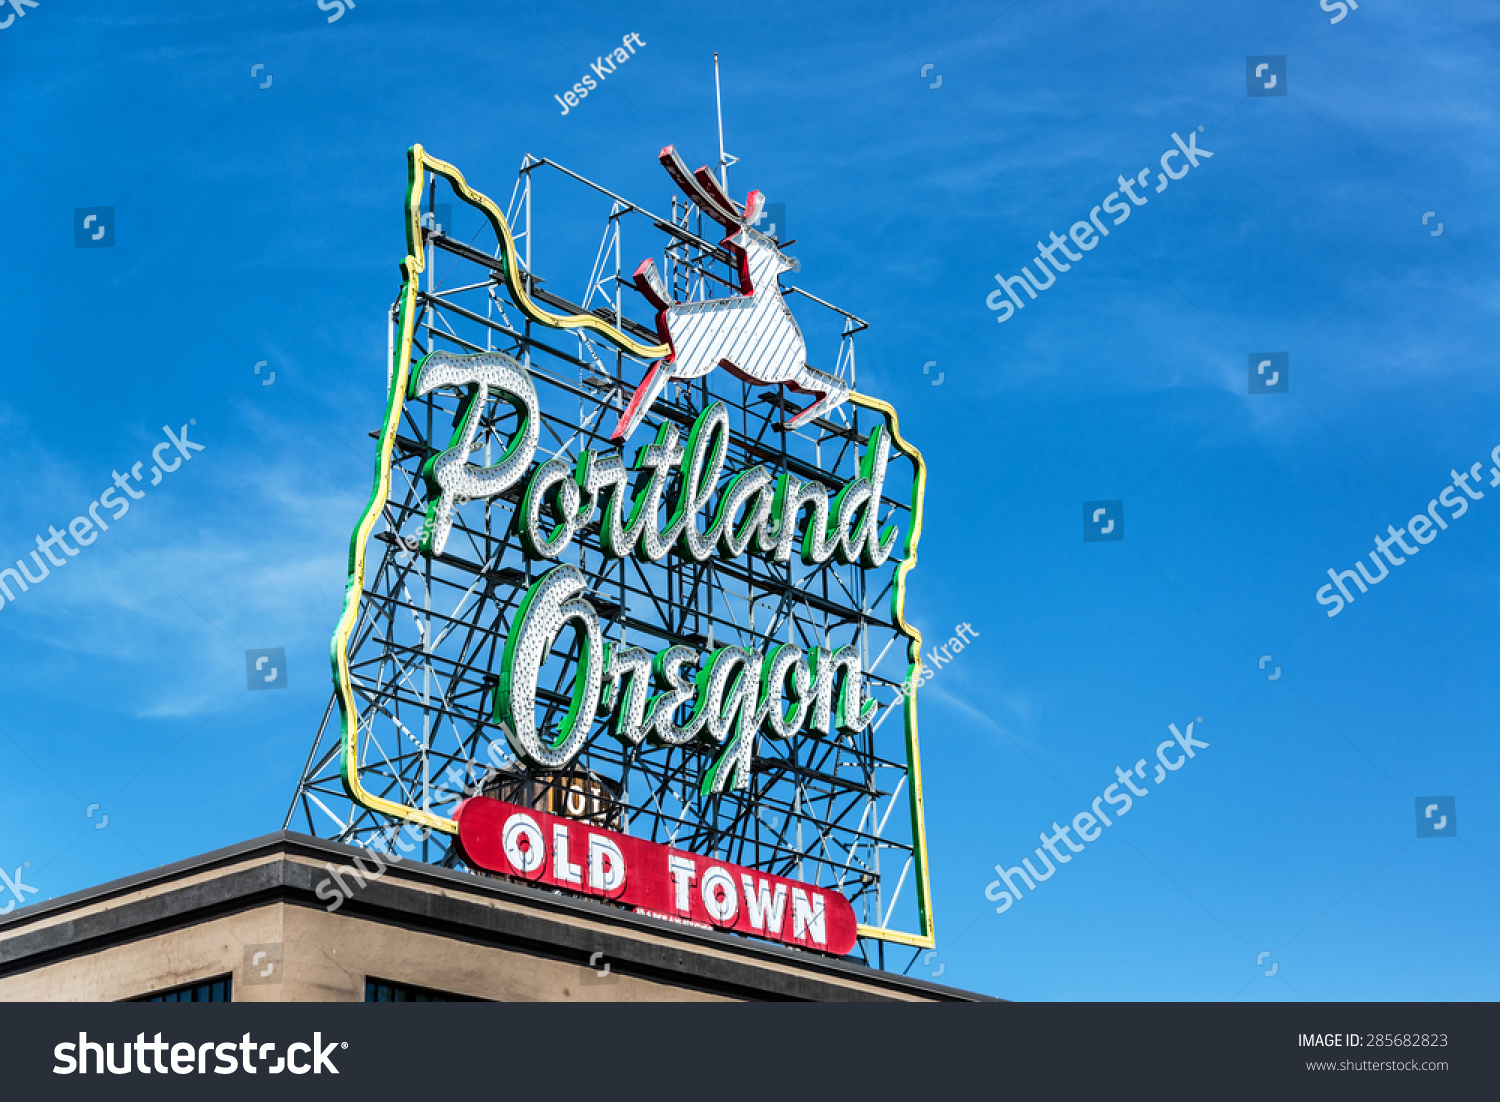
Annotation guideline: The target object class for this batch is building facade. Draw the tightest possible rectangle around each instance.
[0,834,984,1002]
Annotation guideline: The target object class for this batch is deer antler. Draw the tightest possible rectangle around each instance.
[742,190,765,229]
[659,146,743,228]
[691,165,742,220]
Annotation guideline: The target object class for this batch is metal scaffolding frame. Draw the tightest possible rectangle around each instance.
[287,152,927,967]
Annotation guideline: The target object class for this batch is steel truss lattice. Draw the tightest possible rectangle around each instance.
[287,152,930,966]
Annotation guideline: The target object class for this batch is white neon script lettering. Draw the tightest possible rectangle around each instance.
[410,352,897,569]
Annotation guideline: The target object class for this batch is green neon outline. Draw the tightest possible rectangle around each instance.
[492,566,598,757]
[517,457,578,559]
[664,400,730,555]
[599,419,674,560]
[414,368,535,556]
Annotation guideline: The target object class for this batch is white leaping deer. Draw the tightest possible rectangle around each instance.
[611,146,850,443]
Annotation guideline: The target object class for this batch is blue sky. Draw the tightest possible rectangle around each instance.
[1,0,1497,1000]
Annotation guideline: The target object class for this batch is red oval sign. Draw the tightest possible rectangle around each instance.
[454,795,858,955]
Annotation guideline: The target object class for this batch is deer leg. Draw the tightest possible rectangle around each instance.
[781,366,850,430]
[611,361,674,443]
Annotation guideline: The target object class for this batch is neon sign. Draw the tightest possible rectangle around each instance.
[321,143,935,951]
[456,794,859,954]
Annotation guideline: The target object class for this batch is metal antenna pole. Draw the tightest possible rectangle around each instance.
[715,52,729,190]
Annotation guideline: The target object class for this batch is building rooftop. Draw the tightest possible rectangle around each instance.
[0,832,989,1002]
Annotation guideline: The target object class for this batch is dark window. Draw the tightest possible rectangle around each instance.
[364,978,479,1002]
[136,976,232,1002]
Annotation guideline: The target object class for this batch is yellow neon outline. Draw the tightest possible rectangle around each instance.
[330,146,934,947]
[409,146,669,361]
[848,392,935,950]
